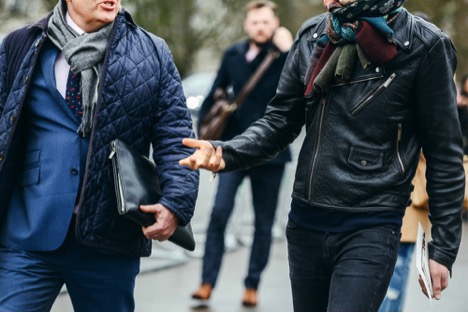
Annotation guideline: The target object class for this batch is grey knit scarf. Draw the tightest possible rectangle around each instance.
[47,1,114,136]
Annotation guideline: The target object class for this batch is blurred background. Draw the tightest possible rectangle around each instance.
[1,0,466,114]
[0,0,466,79]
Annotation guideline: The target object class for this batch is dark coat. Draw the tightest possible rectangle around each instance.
[198,40,291,164]
[0,10,199,257]
[215,10,464,270]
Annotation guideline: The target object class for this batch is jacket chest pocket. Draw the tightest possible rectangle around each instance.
[350,73,397,116]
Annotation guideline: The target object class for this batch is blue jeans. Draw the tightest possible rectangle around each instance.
[379,242,415,312]
[0,217,140,311]
[201,163,285,289]
[286,221,400,312]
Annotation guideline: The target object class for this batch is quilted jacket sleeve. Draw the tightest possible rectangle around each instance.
[0,42,7,114]
[150,40,199,226]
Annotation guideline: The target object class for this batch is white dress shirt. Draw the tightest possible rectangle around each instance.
[54,13,86,99]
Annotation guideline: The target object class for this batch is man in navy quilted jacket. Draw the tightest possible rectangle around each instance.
[0,0,198,311]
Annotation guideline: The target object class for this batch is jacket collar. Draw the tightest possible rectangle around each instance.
[307,9,414,51]
[390,8,414,51]
[27,13,51,33]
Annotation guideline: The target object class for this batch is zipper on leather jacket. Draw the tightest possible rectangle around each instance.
[396,123,405,173]
[351,73,397,116]
[308,97,327,201]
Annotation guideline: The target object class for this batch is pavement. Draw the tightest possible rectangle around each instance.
[51,133,468,312]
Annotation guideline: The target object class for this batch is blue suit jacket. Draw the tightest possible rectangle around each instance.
[0,41,89,251]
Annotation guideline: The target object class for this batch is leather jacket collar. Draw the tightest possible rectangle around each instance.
[306,9,414,51]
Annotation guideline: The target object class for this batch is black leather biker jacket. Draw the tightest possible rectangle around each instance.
[215,9,464,270]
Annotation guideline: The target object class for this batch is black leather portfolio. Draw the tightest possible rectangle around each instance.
[109,139,195,251]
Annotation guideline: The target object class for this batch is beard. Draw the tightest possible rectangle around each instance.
[250,36,272,48]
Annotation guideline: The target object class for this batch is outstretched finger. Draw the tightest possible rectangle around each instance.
[208,146,225,171]
[180,152,210,171]
[181,138,201,149]
[179,156,193,168]
[183,155,201,171]
[179,157,189,167]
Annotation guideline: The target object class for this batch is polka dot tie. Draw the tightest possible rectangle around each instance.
[66,69,83,120]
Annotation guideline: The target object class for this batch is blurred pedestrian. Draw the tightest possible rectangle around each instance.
[181,0,464,311]
[458,74,468,105]
[457,73,468,154]
[458,73,468,222]
[191,0,292,307]
[0,0,198,311]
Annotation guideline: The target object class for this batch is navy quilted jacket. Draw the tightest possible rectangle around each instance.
[0,10,199,257]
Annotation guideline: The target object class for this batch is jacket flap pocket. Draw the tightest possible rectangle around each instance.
[24,150,41,167]
[22,167,40,187]
[348,146,383,171]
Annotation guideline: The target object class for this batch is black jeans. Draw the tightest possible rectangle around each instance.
[286,221,400,312]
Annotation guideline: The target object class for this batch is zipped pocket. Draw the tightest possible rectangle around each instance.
[351,73,397,116]
[396,123,405,174]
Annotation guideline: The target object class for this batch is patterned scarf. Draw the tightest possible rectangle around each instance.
[324,0,407,22]
[47,1,115,136]
[305,0,407,96]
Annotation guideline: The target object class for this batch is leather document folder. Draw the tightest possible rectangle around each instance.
[109,139,196,251]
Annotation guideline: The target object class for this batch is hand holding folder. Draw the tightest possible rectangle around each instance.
[109,139,196,251]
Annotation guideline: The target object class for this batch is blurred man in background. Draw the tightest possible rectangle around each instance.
[191,0,292,307]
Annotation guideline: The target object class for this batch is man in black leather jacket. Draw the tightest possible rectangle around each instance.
[181,0,464,311]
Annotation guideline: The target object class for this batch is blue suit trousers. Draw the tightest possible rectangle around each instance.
[0,217,140,311]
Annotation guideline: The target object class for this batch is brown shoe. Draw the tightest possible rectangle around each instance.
[242,288,257,307]
[191,283,213,300]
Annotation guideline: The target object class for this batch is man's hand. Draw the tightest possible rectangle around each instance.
[179,138,225,172]
[272,26,293,52]
[457,94,468,107]
[418,259,449,300]
[140,204,178,241]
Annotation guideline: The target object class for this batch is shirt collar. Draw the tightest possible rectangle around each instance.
[66,12,86,35]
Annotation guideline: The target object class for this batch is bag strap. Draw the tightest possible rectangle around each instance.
[231,48,280,110]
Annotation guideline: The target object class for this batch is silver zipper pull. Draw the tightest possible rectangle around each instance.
[397,123,402,142]
[383,73,397,88]
[109,141,117,159]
